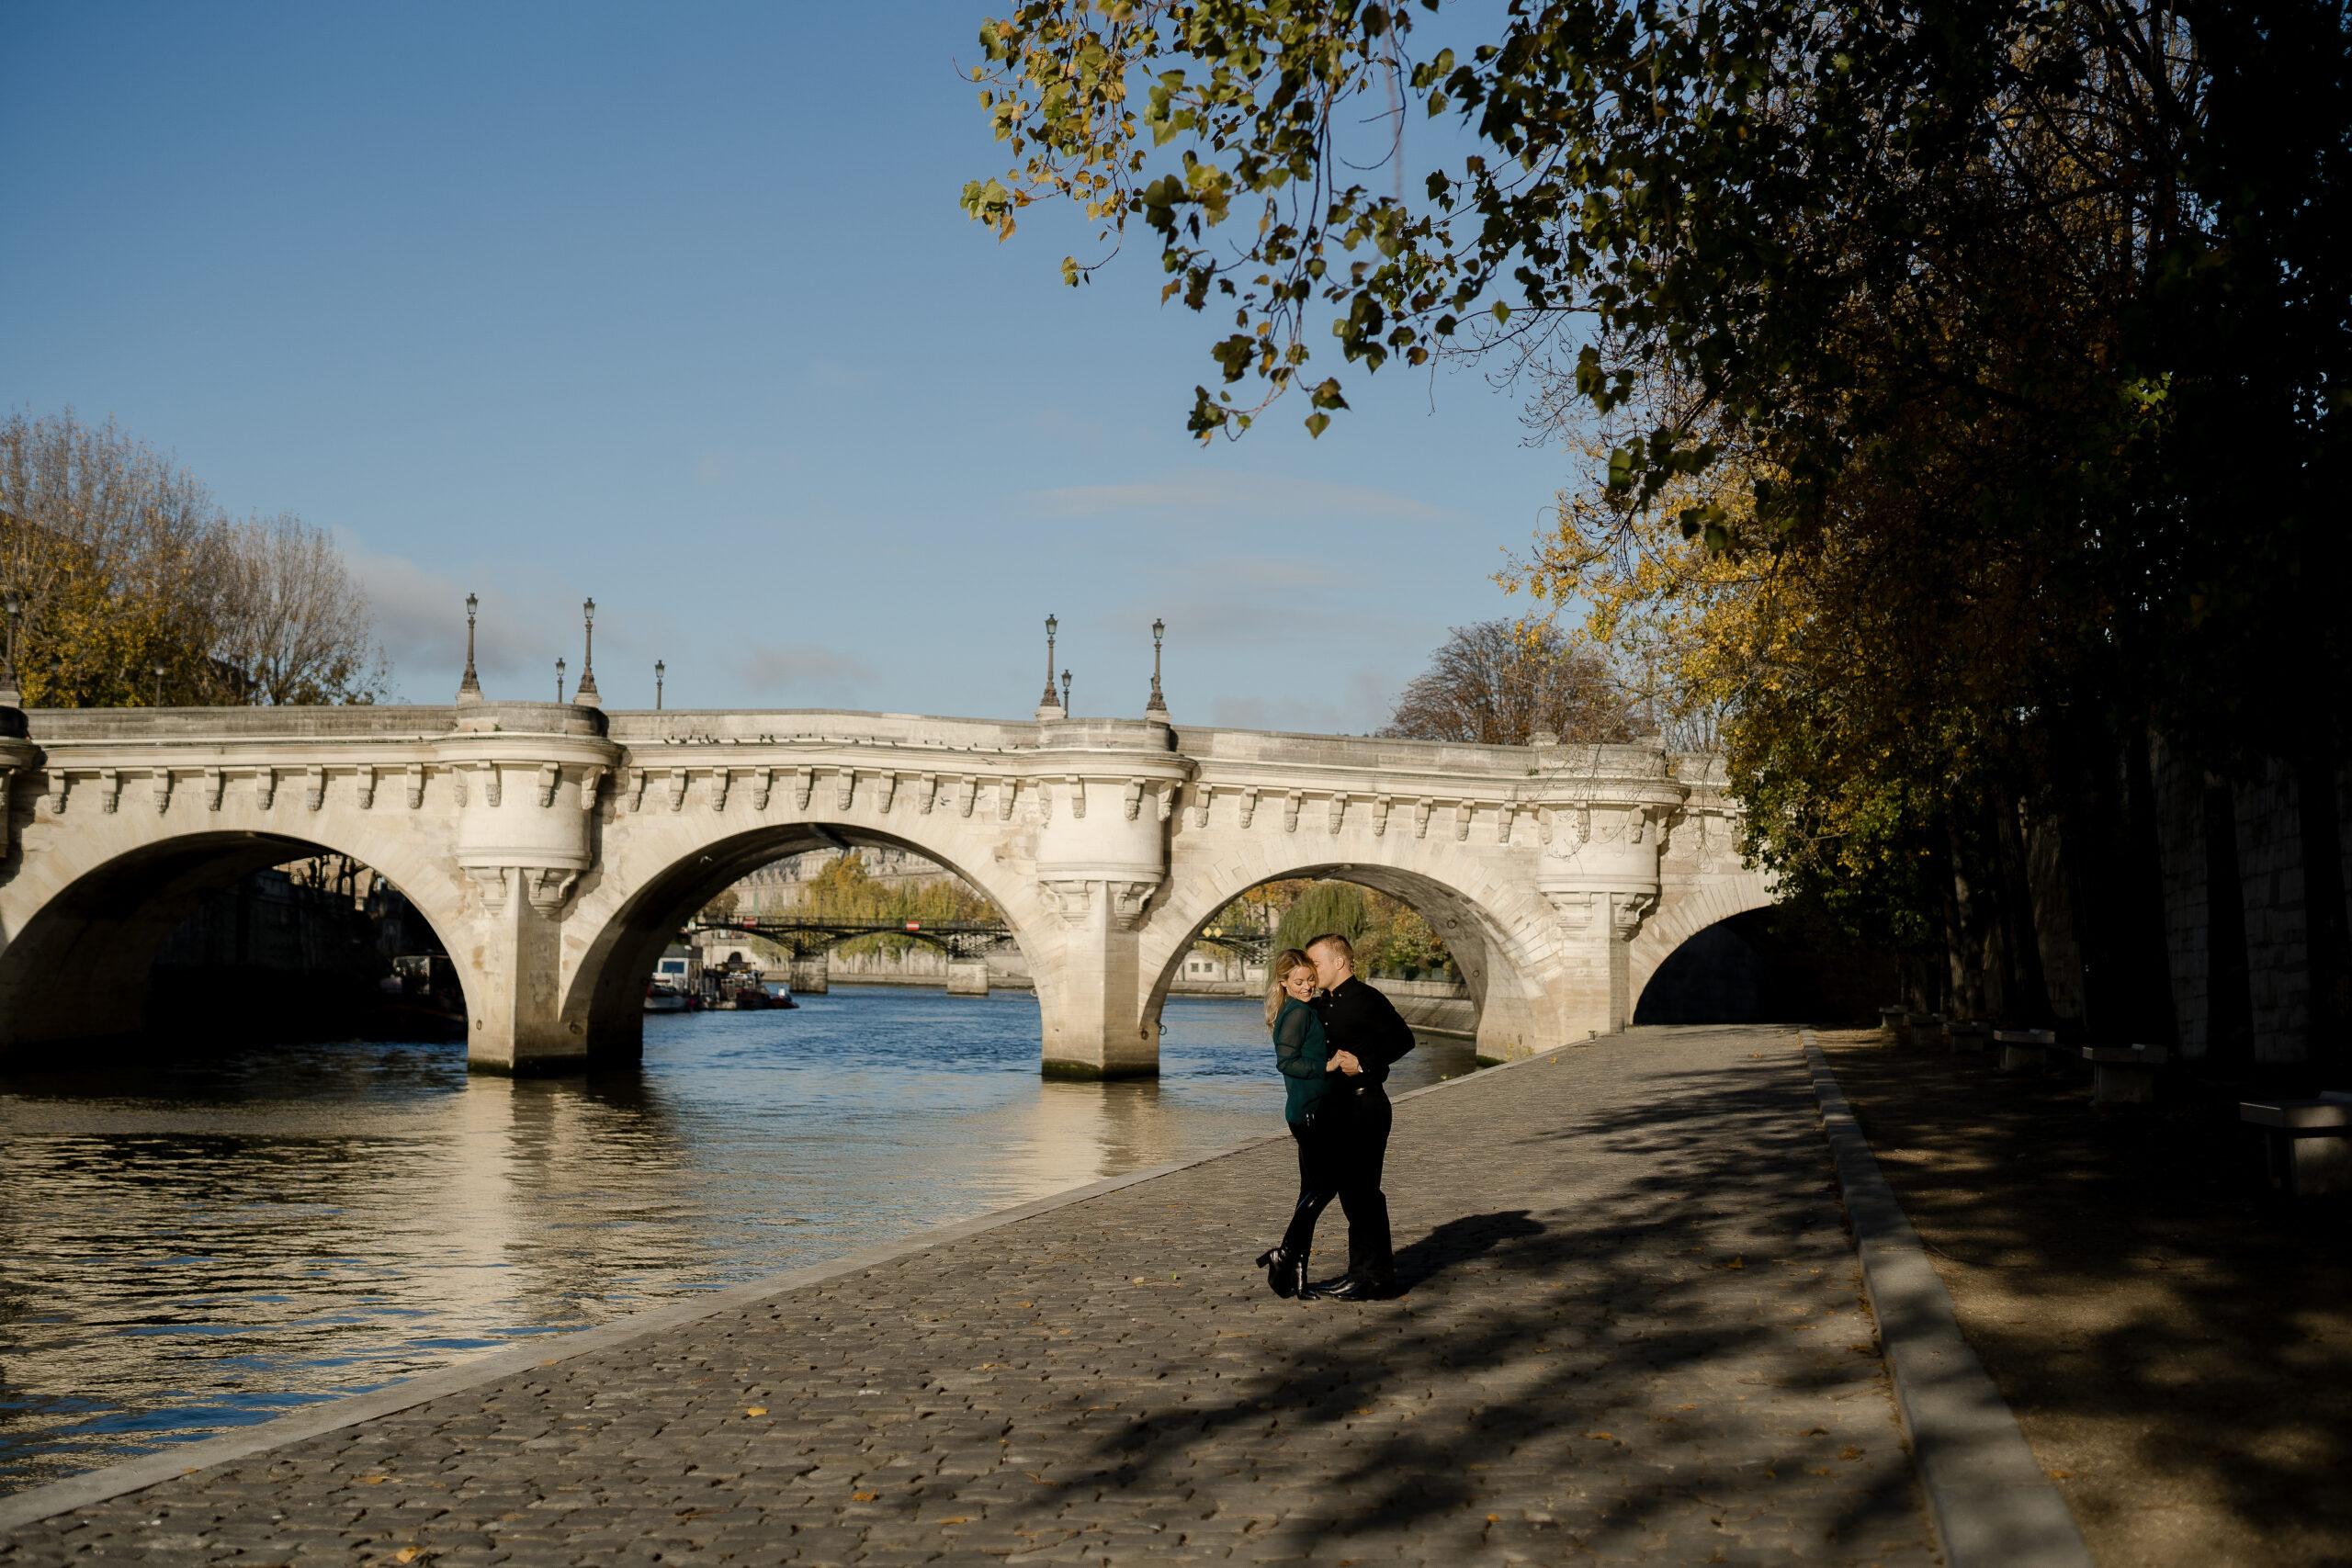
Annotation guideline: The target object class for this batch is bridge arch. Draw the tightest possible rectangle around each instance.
[1140,839,1561,1064]
[560,812,1055,1063]
[0,818,472,1056]
[1626,870,1776,1021]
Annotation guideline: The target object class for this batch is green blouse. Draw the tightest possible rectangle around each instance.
[1272,996,1333,1125]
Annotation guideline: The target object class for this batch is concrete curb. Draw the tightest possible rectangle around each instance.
[1802,1028,2093,1568]
[0,1035,1575,1531]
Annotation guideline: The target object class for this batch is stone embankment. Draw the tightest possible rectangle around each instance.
[0,1025,1941,1565]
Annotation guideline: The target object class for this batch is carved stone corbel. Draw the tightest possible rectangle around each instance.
[751,767,774,811]
[1611,890,1657,940]
[1123,778,1145,820]
[148,770,171,814]
[1282,790,1302,833]
[794,766,814,810]
[578,765,605,812]
[997,778,1018,820]
[836,771,855,811]
[919,773,938,814]
[1453,801,1474,841]
[1327,794,1346,833]
[1544,889,1599,931]
[1040,878,1091,923]
[524,866,580,914]
[451,766,466,808]
[1155,782,1174,823]
[356,765,377,810]
[711,769,733,812]
[468,863,512,914]
[404,764,424,810]
[957,776,978,818]
[1238,787,1259,829]
[1191,783,1213,829]
[876,773,898,813]
[1066,774,1086,819]
[304,766,326,811]
[622,767,648,812]
[667,770,688,812]
[481,764,503,809]
[1414,797,1432,839]
[1497,802,1517,843]
[1109,880,1158,928]
[207,767,227,811]
[1372,795,1391,837]
[95,769,119,814]
[44,772,67,814]
[537,762,562,808]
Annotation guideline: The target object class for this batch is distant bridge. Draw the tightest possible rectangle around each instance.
[685,915,1013,961]
[0,699,1769,1077]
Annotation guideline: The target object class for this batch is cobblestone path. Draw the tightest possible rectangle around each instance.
[4,1024,1937,1565]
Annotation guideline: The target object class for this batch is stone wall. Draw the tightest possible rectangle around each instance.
[2149,740,2352,1064]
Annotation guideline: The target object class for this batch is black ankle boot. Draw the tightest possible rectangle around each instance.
[1254,1247,1297,1299]
[1291,1251,1320,1301]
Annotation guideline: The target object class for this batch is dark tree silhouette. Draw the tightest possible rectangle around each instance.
[1380,621,1634,747]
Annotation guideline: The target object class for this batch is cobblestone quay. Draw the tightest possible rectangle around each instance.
[3,1025,1937,1565]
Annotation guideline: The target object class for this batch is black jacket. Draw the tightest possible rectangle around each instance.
[1310,977,1417,1087]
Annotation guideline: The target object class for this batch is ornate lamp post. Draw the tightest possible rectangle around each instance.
[1036,614,1064,719]
[556,657,566,705]
[151,662,165,707]
[1145,616,1168,717]
[1061,668,1072,716]
[574,597,602,708]
[655,660,665,711]
[456,592,483,704]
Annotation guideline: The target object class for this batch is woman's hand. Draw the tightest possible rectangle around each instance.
[1331,1050,1363,1077]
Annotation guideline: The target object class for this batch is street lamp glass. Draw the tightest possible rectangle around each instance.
[466,592,478,615]
[583,597,594,626]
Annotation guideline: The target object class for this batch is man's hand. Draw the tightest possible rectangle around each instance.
[1331,1050,1363,1077]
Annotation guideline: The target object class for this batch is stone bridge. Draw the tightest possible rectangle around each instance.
[0,703,1769,1077]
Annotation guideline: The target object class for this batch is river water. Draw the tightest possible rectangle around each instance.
[0,989,1478,1493]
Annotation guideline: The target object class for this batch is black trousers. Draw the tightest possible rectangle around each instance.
[1278,1112,1346,1259]
[1333,1082,1395,1282]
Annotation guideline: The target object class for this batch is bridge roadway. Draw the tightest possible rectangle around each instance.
[0,702,1770,1077]
[0,1024,1935,1565]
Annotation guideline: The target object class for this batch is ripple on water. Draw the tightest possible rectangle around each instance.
[0,990,1477,1491]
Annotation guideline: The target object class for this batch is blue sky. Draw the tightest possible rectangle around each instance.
[2,3,1577,733]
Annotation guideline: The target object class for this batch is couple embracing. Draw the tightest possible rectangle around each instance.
[1255,933,1418,1301]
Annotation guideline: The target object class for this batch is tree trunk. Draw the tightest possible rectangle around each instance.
[1994,790,2057,1025]
[2201,772,2255,1070]
[2292,743,2349,1078]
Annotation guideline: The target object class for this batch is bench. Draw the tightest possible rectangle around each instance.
[2240,1093,2352,1197]
[1879,1005,1908,1043]
[1994,1028,2058,1073]
[2080,1044,2167,1105]
[1906,1011,1947,1049]
[1948,1020,1990,1055]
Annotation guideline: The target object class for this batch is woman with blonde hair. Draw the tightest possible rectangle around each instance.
[1254,947,1343,1299]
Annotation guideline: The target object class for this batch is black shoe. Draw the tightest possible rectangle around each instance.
[1254,1247,1297,1300]
[1323,1275,1395,1301]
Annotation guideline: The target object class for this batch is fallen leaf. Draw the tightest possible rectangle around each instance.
[746,1406,767,1416]
[852,1491,878,1502]
[1725,1257,1745,1269]
[393,1551,420,1564]
[1839,1446,1864,1461]
[360,1476,388,1485]
[941,1516,969,1524]
[1585,1432,1614,1441]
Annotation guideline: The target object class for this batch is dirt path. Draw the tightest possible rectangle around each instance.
[1817,1028,2352,1567]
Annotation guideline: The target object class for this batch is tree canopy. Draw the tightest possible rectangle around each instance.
[972,0,2352,1049]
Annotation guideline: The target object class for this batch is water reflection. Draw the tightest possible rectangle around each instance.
[0,992,1477,1490]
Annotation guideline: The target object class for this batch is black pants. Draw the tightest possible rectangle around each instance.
[1334,1082,1395,1283]
[1279,1112,1346,1259]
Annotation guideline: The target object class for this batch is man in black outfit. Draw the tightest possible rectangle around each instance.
[1306,932,1418,1298]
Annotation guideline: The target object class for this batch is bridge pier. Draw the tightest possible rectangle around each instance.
[789,955,830,995]
[945,956,989,996]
